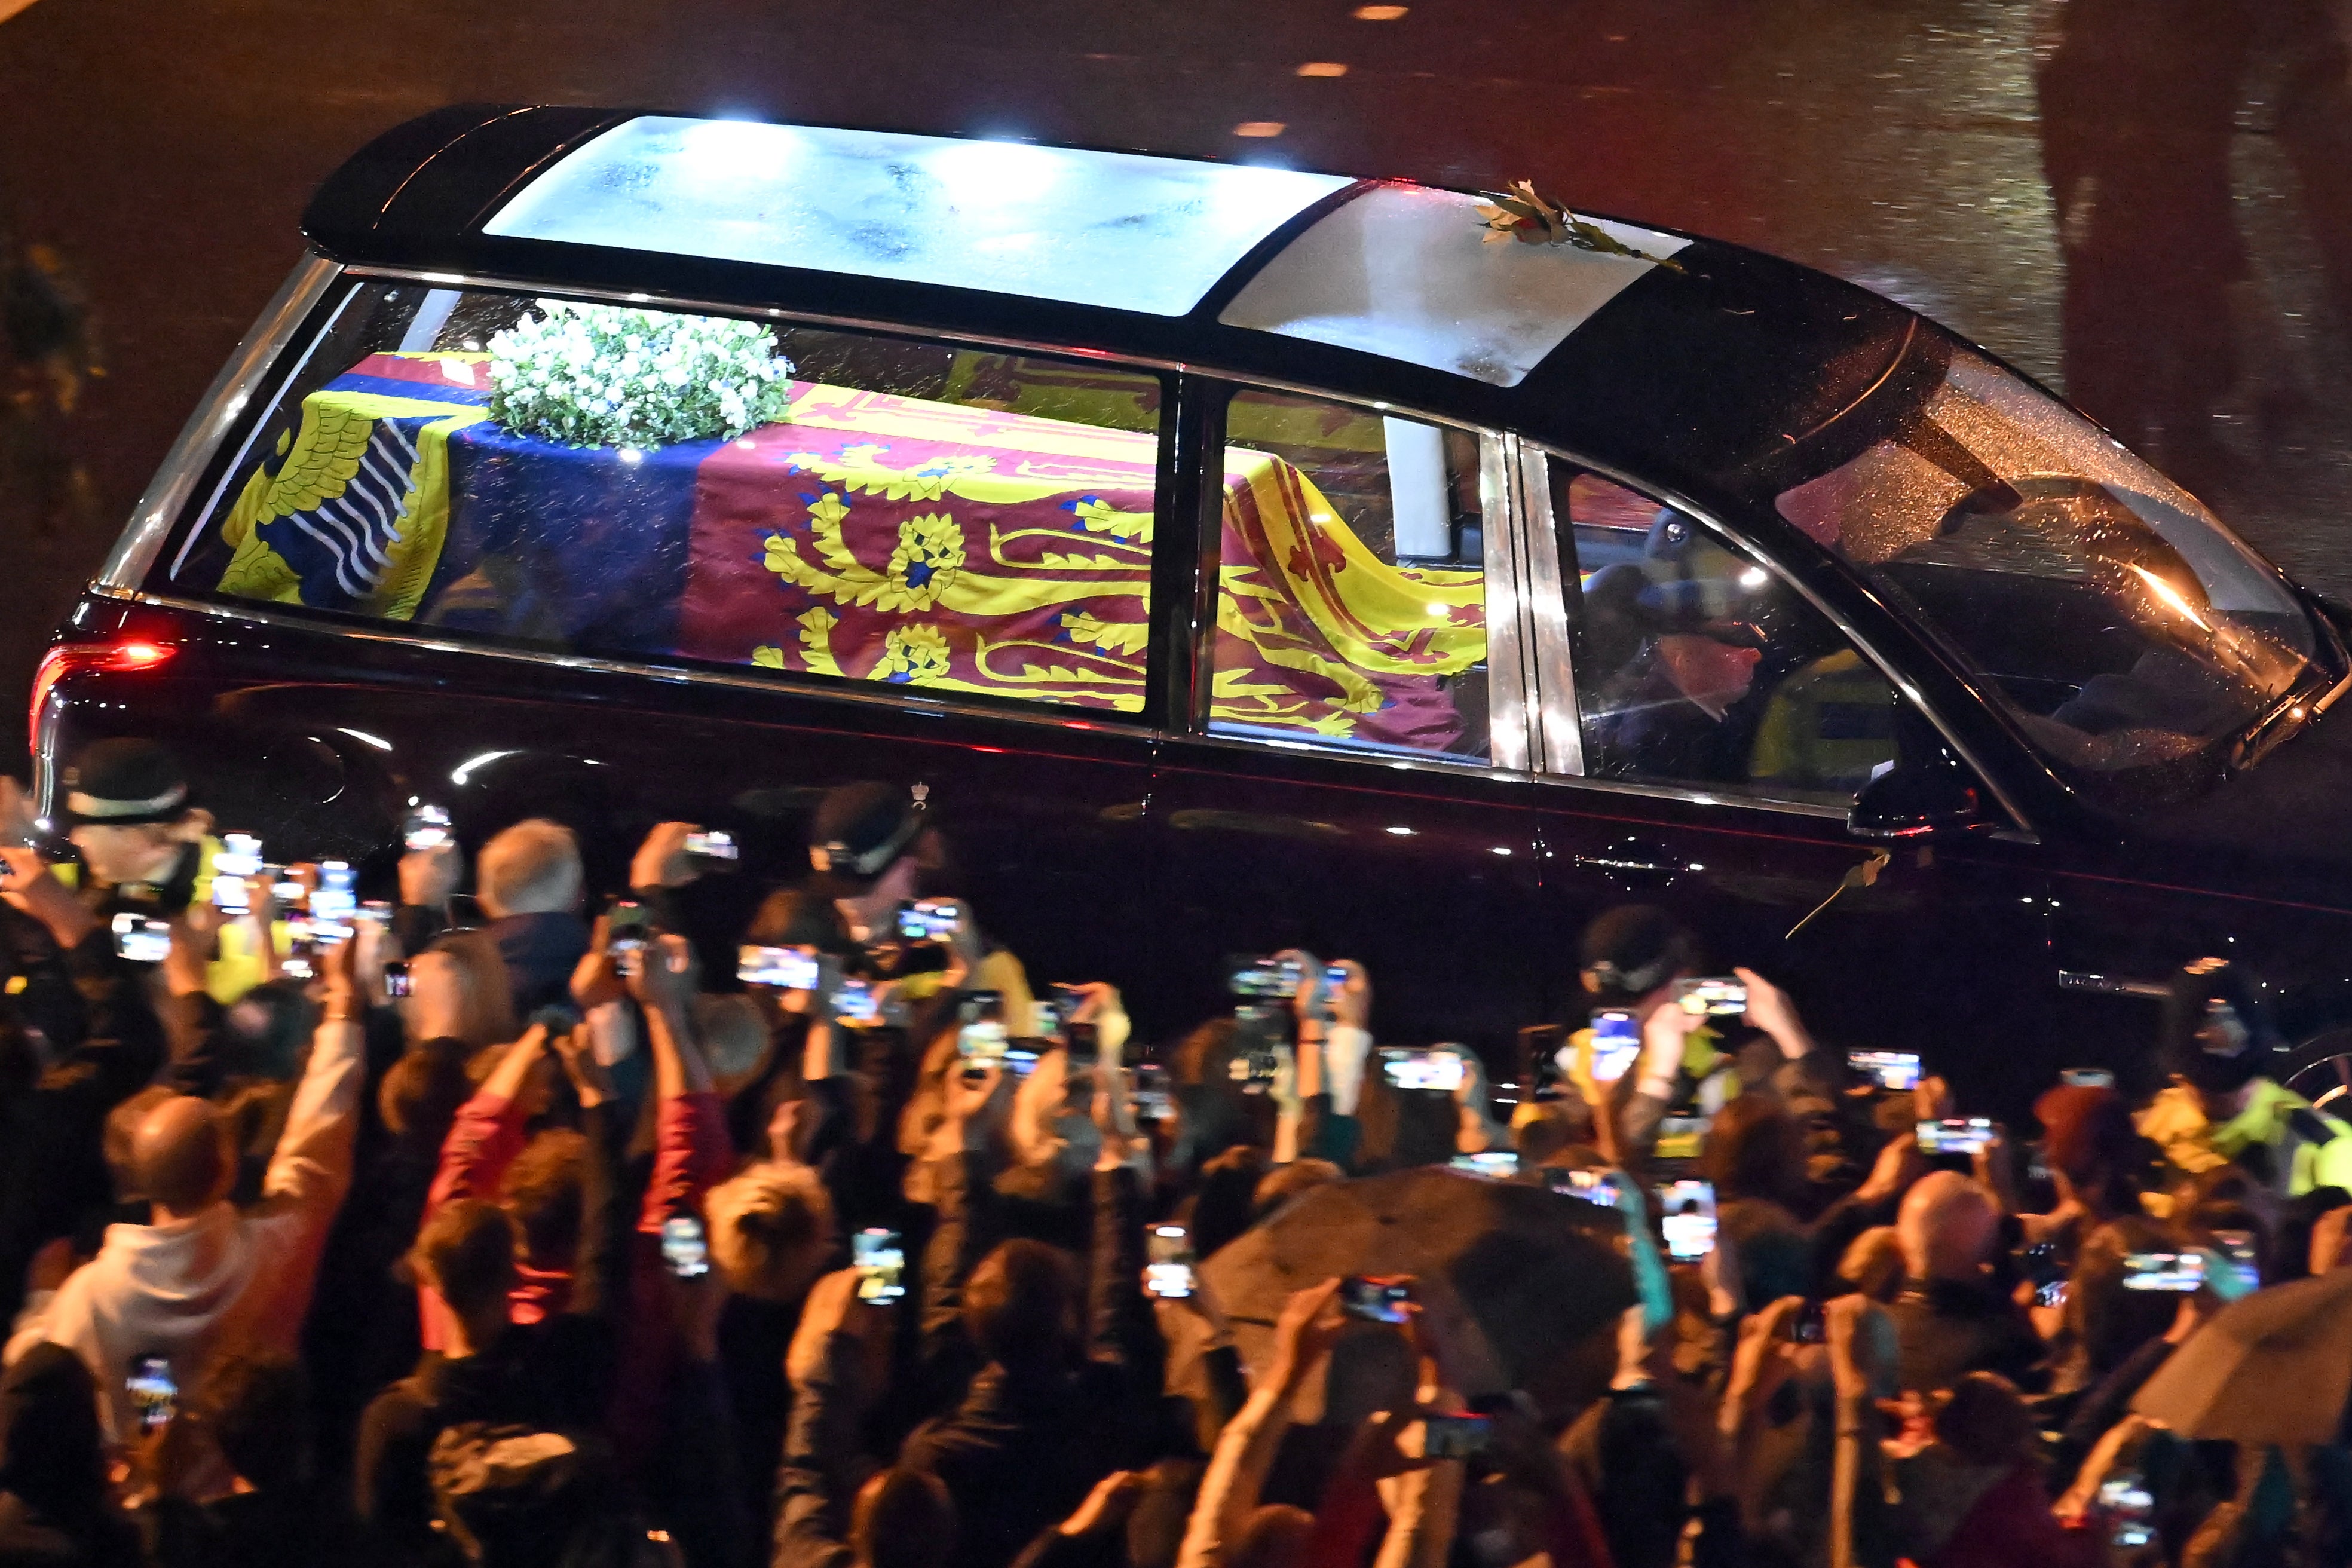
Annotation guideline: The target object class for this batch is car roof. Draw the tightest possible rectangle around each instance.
[303,105,1925,503]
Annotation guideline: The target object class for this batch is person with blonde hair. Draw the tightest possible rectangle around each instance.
[400,929,519,1056]
[694,993,777,1099]
[705,1160,835,1303]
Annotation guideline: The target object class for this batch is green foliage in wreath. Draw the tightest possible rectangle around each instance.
[486,301,795,448]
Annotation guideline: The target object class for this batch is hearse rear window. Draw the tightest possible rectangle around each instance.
[170,283,1168,715]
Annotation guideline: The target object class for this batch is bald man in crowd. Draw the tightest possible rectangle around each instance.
[4,938,366,1447]
[1884,1171,2042,1394]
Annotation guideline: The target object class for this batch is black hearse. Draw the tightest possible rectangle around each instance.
[37,106,2352,1111]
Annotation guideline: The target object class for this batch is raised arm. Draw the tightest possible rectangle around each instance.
[632,935,731,1231]
[1373,1453,1462,1568]
[774,1270,887,1568]
[638,932,713,1100]
[553,1024,624,1319]
[258,933,368,1224]
[1086,1071,1152,1373]
[1176,1280,1343,1568]
[918,1064,1009,1356]
[424,1021,550,1213]
[1618,1002,1702,1170]
[1827,1294,1895,1568]
[394,840,461,950]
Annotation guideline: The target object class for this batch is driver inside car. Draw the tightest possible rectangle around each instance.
[1582,512,1790,782]
[1582,509,1899,801]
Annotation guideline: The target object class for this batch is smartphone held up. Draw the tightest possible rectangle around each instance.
[739,945,820,990]
[1420,1414,1492,1460]
[1546,1167,1622,1208]
[403,804,452,853]
[1340,1275,1412,1324]
[209,832,264,911]
[1590,1011,1642,1081]
[1380,1046,1465,1094]
[1676,977,1747,1018]
[112,912,171,964]
[855,1228,905,1303]
[1145,1224,1196,1300]
[683,829,737,862]
[1916,1117,1995,1156]
[1848,1050,1921,1092]
[1658,1180,1717,1261]
[127,1355,177,1435]
[660,1215,709,1279]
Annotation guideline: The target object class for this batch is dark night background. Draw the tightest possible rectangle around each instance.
[4,0,2350,776]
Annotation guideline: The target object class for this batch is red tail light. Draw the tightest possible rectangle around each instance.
[29,640,176,751]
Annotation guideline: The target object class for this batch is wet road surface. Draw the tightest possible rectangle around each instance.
[2,0,2349,770]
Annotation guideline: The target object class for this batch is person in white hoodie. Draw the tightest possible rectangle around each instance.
[5,931,366,1447]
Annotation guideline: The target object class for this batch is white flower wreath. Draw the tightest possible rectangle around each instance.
[485,300,795,448]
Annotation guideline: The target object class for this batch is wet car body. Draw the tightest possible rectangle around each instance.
[38,105,2352,1115]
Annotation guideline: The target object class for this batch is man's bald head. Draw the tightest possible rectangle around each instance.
[133,1096,231,1217]
[1897,1170,1998,1282]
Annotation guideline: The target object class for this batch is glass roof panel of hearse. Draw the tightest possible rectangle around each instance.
[482,115,1356,317]
[1217,182,1693,387]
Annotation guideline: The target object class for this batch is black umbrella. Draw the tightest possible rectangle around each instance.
[1199,1166,1635,1417]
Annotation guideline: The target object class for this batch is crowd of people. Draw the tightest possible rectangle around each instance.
[5,735,2352,1568]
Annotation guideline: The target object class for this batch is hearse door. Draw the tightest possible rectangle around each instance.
[1526,451,2056,1114]
[1137,385,1550,1065]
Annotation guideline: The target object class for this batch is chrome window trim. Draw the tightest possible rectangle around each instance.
[1521,440,2039,841]
[100,253,344,590]
[1477,432,1534,773]
[1157,725,1542,788]
[1535,768,1852,822]
[1508,436,1584,774]
[88,585,1164,745]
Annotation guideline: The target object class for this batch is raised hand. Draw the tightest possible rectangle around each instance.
[400,840,462,911]
[630,821,704,891]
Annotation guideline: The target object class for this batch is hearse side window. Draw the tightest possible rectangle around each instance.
[1208,388,1493,761]
[170,281,1166,716]
[1554,462,1900,807]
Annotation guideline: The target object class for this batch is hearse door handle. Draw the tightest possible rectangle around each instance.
[1569,838,1693,875]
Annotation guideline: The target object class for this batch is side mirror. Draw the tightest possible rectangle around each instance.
[1848,753,1984,841]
